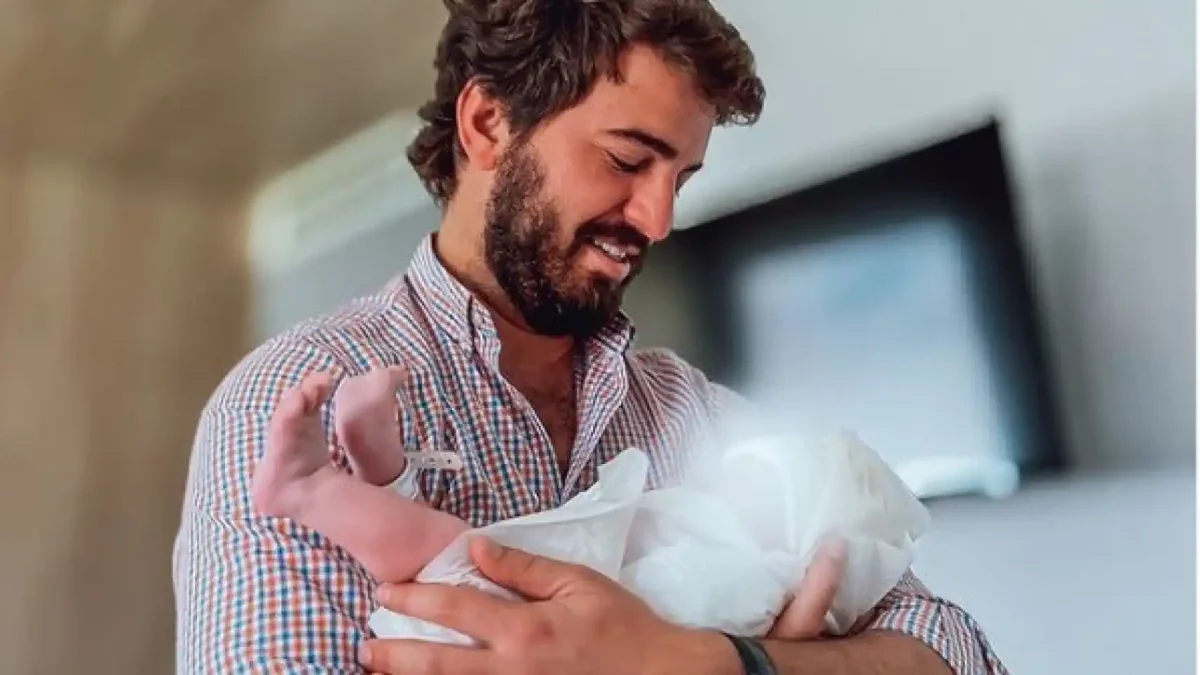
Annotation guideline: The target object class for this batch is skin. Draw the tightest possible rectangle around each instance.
[251,370,470,582]
[357,43,954,675]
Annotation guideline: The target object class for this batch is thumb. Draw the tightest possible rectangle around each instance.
[469,536,588,601]
[768,536,848,640]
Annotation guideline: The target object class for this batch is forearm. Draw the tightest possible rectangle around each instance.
[680,629,950,675]
[763,631,952,675]
[675,571,1006,675]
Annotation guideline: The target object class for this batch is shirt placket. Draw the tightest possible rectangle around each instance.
[468,304,562,515]
[561,344,629,500]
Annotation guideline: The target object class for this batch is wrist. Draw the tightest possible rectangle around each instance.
[654,627,743,675]
[723,633,780,675]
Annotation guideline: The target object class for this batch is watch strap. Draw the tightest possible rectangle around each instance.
[722,633,779,675]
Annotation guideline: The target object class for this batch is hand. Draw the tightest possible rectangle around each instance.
[767,537,849,640]
[359,537,737,675]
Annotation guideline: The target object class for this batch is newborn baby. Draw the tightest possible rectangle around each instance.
[253,368,928,643]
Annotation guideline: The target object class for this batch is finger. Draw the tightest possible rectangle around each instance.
[385,364,408,390]
[469,536,592,601]
[273,386,309,422]
[375,582,519,642]
[268,373,334,439]
[360,638,493,675]
[768,537,848,640]
[298,372,336,412]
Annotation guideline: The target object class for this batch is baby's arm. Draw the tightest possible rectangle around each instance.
[252,372,468,584]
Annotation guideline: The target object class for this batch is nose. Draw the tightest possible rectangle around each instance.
[623,177,676,244]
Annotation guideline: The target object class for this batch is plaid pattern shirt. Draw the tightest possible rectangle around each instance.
[173,234,1009,674]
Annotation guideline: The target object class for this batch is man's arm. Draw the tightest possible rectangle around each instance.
[361,540,1009,675]
[681,571,1004,675]
[837,571,1008,674]
[172,339,370,673]
[683,627,951,675]
[761,631,955,674]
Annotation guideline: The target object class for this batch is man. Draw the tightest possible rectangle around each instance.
[174,0,1009,673]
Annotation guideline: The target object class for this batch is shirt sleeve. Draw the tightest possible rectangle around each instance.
[864,571,1010,675]
[172,337,371,673]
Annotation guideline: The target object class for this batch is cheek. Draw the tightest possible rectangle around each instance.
[545,167,628,230]
[532,139,628,231]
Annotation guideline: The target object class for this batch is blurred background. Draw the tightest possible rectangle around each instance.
[0,1,1193,674]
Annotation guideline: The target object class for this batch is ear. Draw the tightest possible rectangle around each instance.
[455,79,511,172]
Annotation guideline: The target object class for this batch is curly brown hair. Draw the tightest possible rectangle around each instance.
[407,0,766,207]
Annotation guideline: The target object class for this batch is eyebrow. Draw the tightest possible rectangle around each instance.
[606,128,704,173]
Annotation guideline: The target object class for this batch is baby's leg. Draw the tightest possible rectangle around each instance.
[334,366,408,485]
[252,372,468,582]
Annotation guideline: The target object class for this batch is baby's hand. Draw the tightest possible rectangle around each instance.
[334,366,409,485]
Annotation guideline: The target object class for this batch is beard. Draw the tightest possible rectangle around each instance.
[483,143,647,338]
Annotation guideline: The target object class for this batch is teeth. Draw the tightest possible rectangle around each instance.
[591,238,628,263]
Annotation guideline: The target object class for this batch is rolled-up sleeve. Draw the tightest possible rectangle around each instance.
[865,571,1009,675]
[172,337,370,673]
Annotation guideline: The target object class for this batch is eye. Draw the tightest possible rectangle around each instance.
[606,151,648,174]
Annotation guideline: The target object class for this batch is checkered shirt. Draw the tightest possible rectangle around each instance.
[173,234,1009,674]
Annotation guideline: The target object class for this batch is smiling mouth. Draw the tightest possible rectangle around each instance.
[586,236,638,264]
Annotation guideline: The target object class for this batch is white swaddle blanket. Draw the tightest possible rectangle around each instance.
[369,431,931,643]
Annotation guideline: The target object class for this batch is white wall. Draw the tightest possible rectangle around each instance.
[915,471,1195,675]
[656,0,1195,471]
[253,206,439,339]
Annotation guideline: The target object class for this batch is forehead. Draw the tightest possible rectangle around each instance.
[547,44,715,162]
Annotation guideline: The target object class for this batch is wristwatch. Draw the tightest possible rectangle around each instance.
[722,633,779,675]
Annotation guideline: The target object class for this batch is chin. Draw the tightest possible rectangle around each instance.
[568,275,622,304]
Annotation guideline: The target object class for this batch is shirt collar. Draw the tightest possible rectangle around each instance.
[405,234,636,357]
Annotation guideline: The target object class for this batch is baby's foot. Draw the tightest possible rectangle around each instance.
[252,372,338,519]
[334,366,408,485]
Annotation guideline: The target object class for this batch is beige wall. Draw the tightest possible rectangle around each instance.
[0,156,250,674]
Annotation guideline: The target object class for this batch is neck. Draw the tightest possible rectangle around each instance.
[492,309,575,378]
[434,202,576,373]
